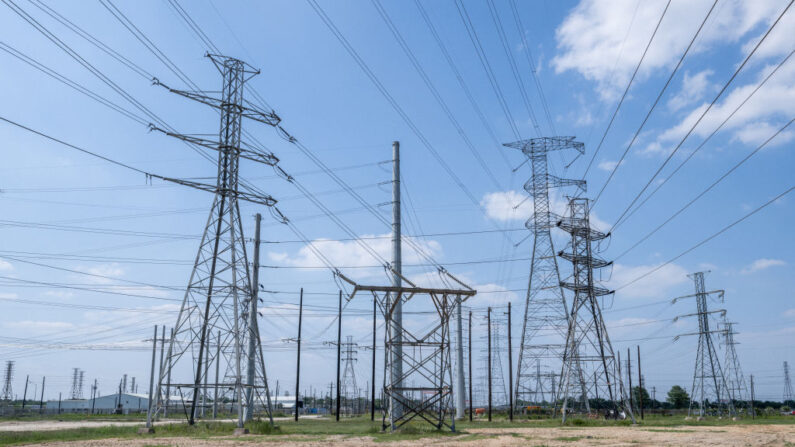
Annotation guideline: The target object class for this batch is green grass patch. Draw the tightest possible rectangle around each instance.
[554,436,584,441]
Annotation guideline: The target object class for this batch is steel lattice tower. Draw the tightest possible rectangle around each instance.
[676,272,735,417]
[70,368,80,400]
[720,321,749,409]
[152,54,281,427]
[784,362,794,402]
[341,336,359,415]
[479,316,508,407]
[502,137,585,407]
[1,361,13,401]
[557,198,633,422]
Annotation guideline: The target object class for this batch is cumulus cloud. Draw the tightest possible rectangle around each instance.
[481,190,610,232]
[606,262,690,300]
[667,69,714,111]
[268,234,441,280]
[740,258,786,274]
[597,160,622,172]
[553,0,784,100]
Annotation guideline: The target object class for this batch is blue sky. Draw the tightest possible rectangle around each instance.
[0,0,792,404]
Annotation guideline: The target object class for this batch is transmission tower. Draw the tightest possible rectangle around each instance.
[673,272,735,417]
[784,361,794,402]
[78,370,85,398]
[502,137,585,407]
[720,321,749,410]
[70,368,80,400]
[122,374,128,393]
[479,316,508,407]
[340,336,359,416]
[557,197,633,422]
[152,54,282,427]
[1,361,13,401]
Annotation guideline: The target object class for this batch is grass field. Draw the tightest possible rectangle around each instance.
[0,413,793,446]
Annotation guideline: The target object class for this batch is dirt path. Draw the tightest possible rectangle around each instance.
[0,415,321,432]
[19,423,795,446]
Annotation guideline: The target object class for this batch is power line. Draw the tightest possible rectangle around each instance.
[581,0,672,178]
[616,183,795,291]
[591,0,719,205]
[607,0,794,232]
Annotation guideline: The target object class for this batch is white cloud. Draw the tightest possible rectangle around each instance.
[268,234,441,280]
[0,260,12,271]
[5,320,75,332]
[667,69,714,111]
[553,0,784,100]
[606,262,690,300]
[732,121,795,146]
[481,190,610,232]
[44,290,75,299]
[597,160,621,171]
[76,263,125,285]
[740,258,786,274]
[784,309,795,318]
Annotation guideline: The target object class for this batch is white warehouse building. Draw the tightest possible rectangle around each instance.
[47,393,178,413]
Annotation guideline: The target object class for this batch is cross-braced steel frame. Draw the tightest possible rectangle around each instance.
[345,279,475,432]
[720,321,749,411]
[502,137,585,408]
[557,198,634,422]
[149,54,280,428]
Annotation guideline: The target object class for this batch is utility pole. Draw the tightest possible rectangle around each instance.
[627,348,633,412]
[371,294,376,421]
[468,310,472,422]
[455,296,465,419]
[507,302,513,421]
[91,380,97,414]
[39,377,45,414]
[213,331,220,418]
[390,140,403,421]
[637,345,644,420]
[146,325,157,430]
[156,325,165,419]
[244,212,263,424]
[165,328,173,418]
[152,55,278,427]
[295,288,303,421]
[336,290,342,421]
[487,307,492,422]
[58,392,61,414]
[750,375,755,419]
[22,375,28,409]
[503,137,585,407]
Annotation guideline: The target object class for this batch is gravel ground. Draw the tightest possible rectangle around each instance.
[12,423,795,446]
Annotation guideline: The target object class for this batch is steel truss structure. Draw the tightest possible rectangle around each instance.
[343,276,476,432]
[673,272,735,417]
[720,321,749,410]
[341,336,359,416]
[502,137,585,407]
[784,361,794,402]
[1,361,12,401]
[150,54,281,427]
[557,198,634,422]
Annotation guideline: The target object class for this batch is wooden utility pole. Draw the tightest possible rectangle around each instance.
[750,375,756,419]
[295,288,303,421]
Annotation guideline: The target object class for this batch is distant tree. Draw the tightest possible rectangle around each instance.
[667,385,690,409]
[631,386,650,407]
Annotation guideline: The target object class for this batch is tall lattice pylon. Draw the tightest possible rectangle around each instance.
[784,361,794,402]
[151,54,280,427]
[720,321,749,410]
[557,198,633,422]
[341,336,359,416]
[479,315,508,407]
[674,272,735,417]
[70,368,81,400]
[1,361,13,401]
[502,137,585,407]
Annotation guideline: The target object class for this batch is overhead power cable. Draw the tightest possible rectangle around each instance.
[591,0,719,205]
[615,183,795,291]
[582,0,672,178]
[612,47,795,231]
[613,117,793,260]
[607,0,794,232]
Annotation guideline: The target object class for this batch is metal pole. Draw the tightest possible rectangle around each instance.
[749,374,755,419]
[508,302,513,421]
[637,345,644,419]
[39,377,45,414]
[213,331,220,418]
[146,325,157,429]
[627,348,633,414]
[390,140,403,421]
[487,307,492,422]
[22,375,28,409]
[336,290,342,421]
[371,294,376,421]
[165,328,173,418]
[468,310,472,421]
[245,213,262,423]
[58,392,61,414]
[202,333,210,418]
[156,326,165,419]
[455,296,465,419]
[295,288,303,421]
[91,380,97,415]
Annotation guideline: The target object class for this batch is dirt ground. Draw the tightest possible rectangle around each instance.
[14,423,795,446]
